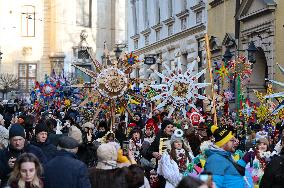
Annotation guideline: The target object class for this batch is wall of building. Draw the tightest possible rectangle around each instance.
[0,0,127,93]
[128,0,208,85]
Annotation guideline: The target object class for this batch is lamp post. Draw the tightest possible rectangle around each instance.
[247,41,258,64]
[222,47,233,63]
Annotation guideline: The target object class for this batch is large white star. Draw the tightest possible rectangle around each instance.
[265,63,284,114]
[150,58,210,118]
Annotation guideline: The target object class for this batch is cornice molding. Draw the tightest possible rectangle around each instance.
[163,17,175,25]
[134,24,206,55]
[190,1,206,12]
[140,28,151,36]
[176,9,189,19]
[130,34,140,40]
[151,23,163,31]
[209,0,224,8]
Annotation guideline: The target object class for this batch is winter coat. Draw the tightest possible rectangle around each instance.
[204,145,252,188]
[0,125,8,148]
[260,151,284,188]
[43,150,91,188]
[0,143,47,187]
[146,130,171,160]
[30,138,58,161]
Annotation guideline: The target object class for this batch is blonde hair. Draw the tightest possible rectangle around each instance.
[8,153,43,188]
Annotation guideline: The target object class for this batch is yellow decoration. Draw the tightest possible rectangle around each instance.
[200,159,206,168]
[216,64,229,80]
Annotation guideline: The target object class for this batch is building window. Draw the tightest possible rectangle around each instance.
[183,0,188,10]
[145,35,149,45]
[156,30,160,41]
[132,0,138,34]
[155,0,161,24]
[181,17,187,30]
[196,11,202,24]
[168,24,173,36]
[18,64,37,91]
[134,40,138,49]
[168,0,173,18]
[76,0,92,27]
[21,5,35,37]
[143,0,149,28]
[78,49,90,59]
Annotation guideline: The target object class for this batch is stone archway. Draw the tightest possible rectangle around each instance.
[249,47,268,102]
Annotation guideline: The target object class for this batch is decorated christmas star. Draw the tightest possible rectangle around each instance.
[150,57,210,118]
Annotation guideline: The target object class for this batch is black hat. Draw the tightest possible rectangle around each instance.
[161,119,174,130]
[210,125,234,147]
[35,123,48,135]
[9,124,25,139]
[58,136,79,149]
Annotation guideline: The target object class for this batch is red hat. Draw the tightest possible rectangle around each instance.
[146,118,159,134]
[128,122,137,127]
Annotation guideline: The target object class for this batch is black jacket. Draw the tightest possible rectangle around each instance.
[0,143,47,187]
[44,150,91,188]
[260,150,284,188]
[30,138,58,161]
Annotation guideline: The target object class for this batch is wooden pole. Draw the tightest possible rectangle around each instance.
[204,34,218,126]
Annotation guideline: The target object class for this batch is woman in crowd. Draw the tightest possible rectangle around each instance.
[8,153,44,188]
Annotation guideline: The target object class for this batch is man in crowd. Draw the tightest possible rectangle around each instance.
[0,124,47,186]
[44,136,91,188]
[204,125,251,188]
[30,123,57,161]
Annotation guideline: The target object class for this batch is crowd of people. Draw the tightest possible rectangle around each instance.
[0,99,284,188]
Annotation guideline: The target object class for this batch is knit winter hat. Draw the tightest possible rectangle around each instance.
[68,125,82,144]
[9,124,25,139]
[161,119,174,130]
[211,125,234,147]
[35,123,48,135]
[257,137,269,146]
[58,136,79,149]
[170,129,184,144]
[82,122,95,129]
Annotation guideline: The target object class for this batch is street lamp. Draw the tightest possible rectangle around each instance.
[247,41,258,64]
[222,48,233,63]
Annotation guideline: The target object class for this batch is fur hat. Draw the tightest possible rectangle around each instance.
[82,122,94,129]
[35,123,48,135]
[161,119,174,130]
[9,124,25,139]
[170,129,184,144]
[96,143,118,169]
[211,125,234,147]
[68,125,82,144]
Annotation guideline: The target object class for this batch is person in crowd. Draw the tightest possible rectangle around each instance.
[144,119,158,145]
[77,122,97,167]
[44,136,91,188]
[260,139,284,188]
[176,176,209,188]
[115,121,127,146]
[67,118,82,144]
[95,121,108,140]
[239,137,271,185]
[157,129,195,188]
[204,125,252,188]
[8,153,44,188]
[0,114,8,149]
[131,113,144,130]
[146,119,175,187]
[0,124,47,187]
[128,128,143,163]
[30,123,57,161]
[44,118,62,146]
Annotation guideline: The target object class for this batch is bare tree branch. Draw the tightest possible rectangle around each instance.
[0,73,18,93]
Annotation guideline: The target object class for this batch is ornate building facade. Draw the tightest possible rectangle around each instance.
[208,0,283,102]
[0,0,126,92]
[127,0,208,86]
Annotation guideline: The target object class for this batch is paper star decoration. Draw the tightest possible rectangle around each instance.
[229,56,252,85]
[265,63,284,115]
[150,58,210,118]
[216,64,229,80]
